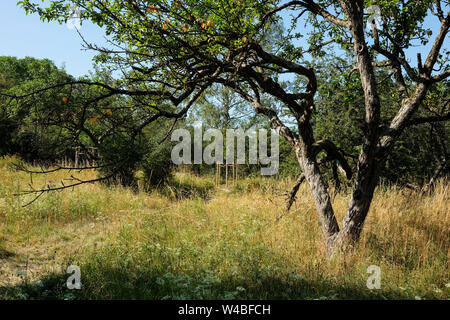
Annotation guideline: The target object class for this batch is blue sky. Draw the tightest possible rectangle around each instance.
[0,1,447,78]
[0,1,106,77]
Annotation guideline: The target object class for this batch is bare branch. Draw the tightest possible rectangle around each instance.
[285,174,306,212]
[259,1,349,29]
[406,112,450,127]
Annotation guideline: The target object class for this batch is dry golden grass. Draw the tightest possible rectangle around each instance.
[0,156,448,299]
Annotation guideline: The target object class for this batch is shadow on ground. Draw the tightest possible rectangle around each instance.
[0,263,413,300]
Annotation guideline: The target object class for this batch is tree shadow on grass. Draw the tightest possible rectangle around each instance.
[0,247,15,259]
[0,263,414,300]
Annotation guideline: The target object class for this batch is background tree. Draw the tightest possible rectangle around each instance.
[0,56,76,161]
[310,54,450,187]
[0,57,176,188]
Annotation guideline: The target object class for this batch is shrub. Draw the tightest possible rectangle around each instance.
[141,139,174,188]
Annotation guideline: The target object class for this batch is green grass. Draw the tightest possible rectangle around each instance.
[0,156,448,300]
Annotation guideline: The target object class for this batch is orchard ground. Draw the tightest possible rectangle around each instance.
[0,156,448,300]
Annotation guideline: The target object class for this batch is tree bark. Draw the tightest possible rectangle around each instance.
[295,123,340,252]
[329,1,382,250]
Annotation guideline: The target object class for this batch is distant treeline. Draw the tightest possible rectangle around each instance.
[1,56,449,188]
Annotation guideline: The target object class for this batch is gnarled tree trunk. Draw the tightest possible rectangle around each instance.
[295,123,340,252]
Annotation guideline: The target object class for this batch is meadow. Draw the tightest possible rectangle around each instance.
[0,156,448,300]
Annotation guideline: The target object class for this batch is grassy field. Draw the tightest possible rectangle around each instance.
[0,156,448,300]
